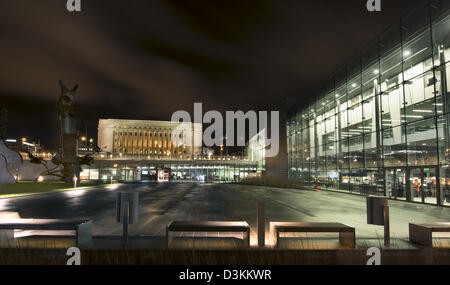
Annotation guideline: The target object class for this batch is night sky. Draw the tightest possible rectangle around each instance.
[0,0,423,170]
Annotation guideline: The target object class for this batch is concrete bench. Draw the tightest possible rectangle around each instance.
[0,218,93,248]
[409,223,450,247]
[166,221,250,248]
[270,222,356,248]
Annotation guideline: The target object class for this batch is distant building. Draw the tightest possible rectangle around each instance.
[247,130,266,173]
[98,119,202,160]
[83,119,264,183]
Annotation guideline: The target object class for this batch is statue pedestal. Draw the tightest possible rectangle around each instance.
[62,134,80,183]
[62,134,78,163]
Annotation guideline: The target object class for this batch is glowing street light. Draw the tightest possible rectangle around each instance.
[21,137,27,142]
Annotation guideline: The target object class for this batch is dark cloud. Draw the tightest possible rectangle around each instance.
[0,0,423,170]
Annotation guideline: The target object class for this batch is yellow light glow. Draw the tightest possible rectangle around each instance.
[81,136,86,141]
[21,138,27,142]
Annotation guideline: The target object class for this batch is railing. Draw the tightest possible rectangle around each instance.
[93,153,252,162]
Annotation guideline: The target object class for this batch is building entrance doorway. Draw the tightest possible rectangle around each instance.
[386,168,407,201]
[385,166,438,205]
[409,167,438,205]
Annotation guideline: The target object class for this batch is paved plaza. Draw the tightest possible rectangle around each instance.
[1,182,449,249]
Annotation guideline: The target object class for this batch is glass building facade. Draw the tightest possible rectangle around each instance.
[82,159,259,183]
[287,1,450,206]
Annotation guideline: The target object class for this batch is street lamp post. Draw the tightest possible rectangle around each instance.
[224,135,228,159]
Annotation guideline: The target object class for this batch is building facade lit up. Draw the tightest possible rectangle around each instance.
[98,119,203,159]
[287,1,450,206]
[75,119,265,183]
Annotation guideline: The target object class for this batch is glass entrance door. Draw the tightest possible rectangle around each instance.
[409,167,438,205]
[386,168,406,200]
[423,167,437,205]
[410,168,423,203]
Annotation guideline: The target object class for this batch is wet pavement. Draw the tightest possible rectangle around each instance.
[1,182,450,249]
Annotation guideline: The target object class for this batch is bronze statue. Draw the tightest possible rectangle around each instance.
[57,80,80,182]
[0,83,98,184]
[58,80,78,138]
[53,81,100,183]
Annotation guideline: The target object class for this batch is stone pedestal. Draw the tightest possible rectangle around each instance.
[61,134,80,183]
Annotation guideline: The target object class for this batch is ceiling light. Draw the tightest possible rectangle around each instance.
[402,115,424,119]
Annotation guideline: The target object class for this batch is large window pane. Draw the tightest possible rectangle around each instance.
[383,126,406,167]
[364,132,380,168]
[433,14,450,67]
[363,96,377,133]
[326,142,337,171]
[406,118,438,166]
[302,148,311,183]
[381,85,405,128]
[403,31,433,81]
[404,73,437,123]
[438,114,450,166]
[381,48,403,88]
[338,139,350,171]
[362,73,378,100]
[349,135,364,169]
[440,165,450,206]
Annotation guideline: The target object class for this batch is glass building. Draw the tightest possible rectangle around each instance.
[81,159,259,183]
[287,1,450,206]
